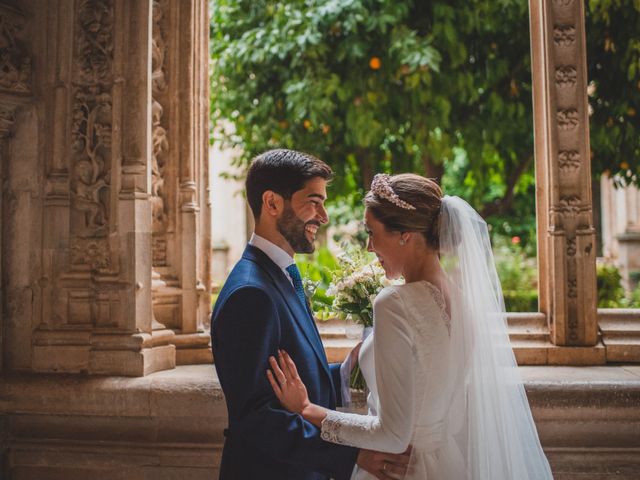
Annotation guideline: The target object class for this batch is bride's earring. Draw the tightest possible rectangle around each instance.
[399,238,406,246]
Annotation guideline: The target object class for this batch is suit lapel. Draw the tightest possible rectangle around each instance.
[242,245,331,377]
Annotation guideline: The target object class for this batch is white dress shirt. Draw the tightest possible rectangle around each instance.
[249,233,296,286]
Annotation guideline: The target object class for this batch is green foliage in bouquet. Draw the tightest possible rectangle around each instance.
[300,243,388,390]
[326,246,387,328]
[327,245,389,391]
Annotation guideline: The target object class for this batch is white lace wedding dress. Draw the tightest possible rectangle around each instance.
[322,281,468,480]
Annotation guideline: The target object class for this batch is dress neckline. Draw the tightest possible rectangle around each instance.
[402,280,452,332]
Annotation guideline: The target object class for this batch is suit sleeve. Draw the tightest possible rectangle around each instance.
[213,286,358,479]
[329,362,345,407]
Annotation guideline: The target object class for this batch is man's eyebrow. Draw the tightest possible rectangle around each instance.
[307,193,326,201]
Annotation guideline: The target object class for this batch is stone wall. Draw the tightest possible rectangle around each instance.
[1,0,211,378]
[1,365,639,479]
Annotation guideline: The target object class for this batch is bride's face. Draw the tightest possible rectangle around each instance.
[364,209,406,280]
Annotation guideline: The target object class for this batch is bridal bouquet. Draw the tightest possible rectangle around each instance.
[327,247,387,390]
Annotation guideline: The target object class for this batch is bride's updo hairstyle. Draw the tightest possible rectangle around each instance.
[364,173,443,250]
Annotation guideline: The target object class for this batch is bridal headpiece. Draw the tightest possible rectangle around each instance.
[370,174,417,210]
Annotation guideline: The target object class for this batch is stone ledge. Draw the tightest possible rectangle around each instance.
[1,365,640,479]
[2,365,639,421]
[599,309,640,362]
[320,310,640,365]
[0,365,225,419]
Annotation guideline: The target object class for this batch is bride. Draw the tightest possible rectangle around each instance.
[266,173,554,479]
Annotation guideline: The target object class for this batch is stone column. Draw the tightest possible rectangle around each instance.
[0,135,3,372]
[3,0,210,376]
[529,0,599,347]
[0,2,33,372]
[150,0,211,364]
[33,0,175,376]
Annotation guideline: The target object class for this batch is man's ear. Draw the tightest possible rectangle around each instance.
[262,190,284,217]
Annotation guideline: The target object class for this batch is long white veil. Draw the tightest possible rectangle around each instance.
[407,195,553,479]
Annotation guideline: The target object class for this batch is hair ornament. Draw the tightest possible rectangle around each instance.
[370,174,417,210]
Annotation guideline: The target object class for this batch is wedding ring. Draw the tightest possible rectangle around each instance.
[382,462,387,472]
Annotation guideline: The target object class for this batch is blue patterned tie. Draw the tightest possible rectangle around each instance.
[286,264,308,309]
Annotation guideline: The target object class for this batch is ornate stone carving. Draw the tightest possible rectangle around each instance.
[151,100,168,230]
[153,236,168,265]
[553,25,576,47]
[557,109,579,130]
[151,0,169,265]
[0,105,15,137]
[555,66,577,88]
[567,278,578,298]
[530,0,599,348]
[0,7,31,94]
[558,195,581,213]
[558,150,581,171]
[70,238,111,270]
[75,0,114,85]
[71,0,114,240]
[71,90,112,238]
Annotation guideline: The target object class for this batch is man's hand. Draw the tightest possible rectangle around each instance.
[356,446,412,480]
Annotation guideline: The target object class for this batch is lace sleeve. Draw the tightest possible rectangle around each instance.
[319,288,416,454]
[321,410,378,447]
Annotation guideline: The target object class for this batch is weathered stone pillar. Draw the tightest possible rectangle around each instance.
[32,0,177,376]
[150,0,212,365]
[529,0,599,348]
[0,0,212,377]
[0,2,33,372]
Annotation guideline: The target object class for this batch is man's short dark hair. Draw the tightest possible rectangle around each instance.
[245,149,333,219]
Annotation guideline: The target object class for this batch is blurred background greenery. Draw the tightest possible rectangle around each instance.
[209,0,640,312]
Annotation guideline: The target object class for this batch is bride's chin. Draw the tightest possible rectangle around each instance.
[384,270,400,281]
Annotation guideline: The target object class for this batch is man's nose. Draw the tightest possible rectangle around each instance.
[317,205,328,224]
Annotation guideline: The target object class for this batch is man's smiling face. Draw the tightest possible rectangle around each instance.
[276,177,329,254]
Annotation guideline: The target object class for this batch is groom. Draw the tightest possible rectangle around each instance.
[211,149,408,479]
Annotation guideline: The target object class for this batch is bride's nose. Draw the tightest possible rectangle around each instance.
[367,237,374,252]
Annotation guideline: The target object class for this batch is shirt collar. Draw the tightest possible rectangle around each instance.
[249,233,295,270]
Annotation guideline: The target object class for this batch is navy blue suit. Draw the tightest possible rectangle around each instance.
[211,244,359,480]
